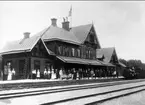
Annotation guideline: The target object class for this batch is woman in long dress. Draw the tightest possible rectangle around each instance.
[44,69,47,79]
[47,68,51,79]
[12,68,16,80]
[7,69,12,80]
[37,69,40,79]
[59,69,63,80]
[51,68,56,79]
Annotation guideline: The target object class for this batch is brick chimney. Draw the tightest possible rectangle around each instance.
[23,32,30,39]
[62,17,70,31]
[51,18,57,26]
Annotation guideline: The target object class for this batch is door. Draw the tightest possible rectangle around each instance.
[19,60,25,79]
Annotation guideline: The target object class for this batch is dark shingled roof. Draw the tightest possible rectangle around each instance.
[0,21,99,55]
[0,35,40,54]
[41,25,80,45]
[0,27,49,55]
[96,47,116,63]
[0,32,54,55]
[71,24,92,43]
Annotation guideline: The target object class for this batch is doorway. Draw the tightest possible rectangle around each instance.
[19,60,25,79]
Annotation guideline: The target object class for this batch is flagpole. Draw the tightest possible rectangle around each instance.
[70,12,72,28]
[68,5,72,28]
[71,5,72,28]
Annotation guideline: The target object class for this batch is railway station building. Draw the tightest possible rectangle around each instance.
[0,18,124,80]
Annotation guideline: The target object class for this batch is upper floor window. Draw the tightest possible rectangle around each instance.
[65,47,69,56]
[86,50,89,59]
[68,48,71,57]
[58,46,62,55]
[88,50,91,59]
[77,49,80,57]
[90,34,94,43]
[72,48,75,57]
[62,46,65,56]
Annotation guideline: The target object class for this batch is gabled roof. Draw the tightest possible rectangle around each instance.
[0,30,53,55]
[0,21,101,55]
[42,25,80,45]
[71,24,92,43]
[96,47,117,63]
[0,35,40,54]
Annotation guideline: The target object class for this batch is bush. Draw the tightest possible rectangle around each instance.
[135,68,145,78]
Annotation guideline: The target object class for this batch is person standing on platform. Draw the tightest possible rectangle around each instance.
[91,69,94,79]
[47,68,51,79]
[4,65,8,80]
[59,68,63,80]
[78,68,82,79]
[12,68,16,80]
[76,71,79,80]
[32,69,36,79]
[7,69,12,80]
[37,69,40,79]
[56,69,59,79]
[44,69,47,79]
[87,69,90,79]
[51,68,56,79]
[113,70,117,78]
[73,68,77,80]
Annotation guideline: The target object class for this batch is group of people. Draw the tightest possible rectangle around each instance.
[2,63,16,80]
[31,68,57,79]
[43,68,56,79]
[31,67,118,80]
[7,68,16,80]
[32,69,40,79]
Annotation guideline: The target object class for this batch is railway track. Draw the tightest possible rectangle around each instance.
[42,79,145,105]
[0,78,122,91]
[0,79,145,105]
[45,84,145,105]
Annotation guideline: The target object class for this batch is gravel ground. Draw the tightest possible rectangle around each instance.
[98,90,145,105]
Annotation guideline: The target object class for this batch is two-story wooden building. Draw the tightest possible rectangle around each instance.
[0,18,120,80]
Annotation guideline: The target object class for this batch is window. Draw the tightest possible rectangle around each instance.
[72,48,75,57]
[77,49,80,57]
[62,46,65,56]
[58,46,62,55]
[86,50,89,59]
[88,50,91,59]
[69,48,71,57]
[64,47,67,56]
[92,50,96,59]
[90,34,94,43]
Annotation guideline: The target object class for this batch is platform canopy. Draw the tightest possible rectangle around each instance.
[57,56,103,66]
[98,60,115,67]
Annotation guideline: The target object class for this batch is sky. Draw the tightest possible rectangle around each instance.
[0,1,145,63]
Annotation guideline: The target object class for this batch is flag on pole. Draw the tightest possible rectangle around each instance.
[68,6,72,17]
